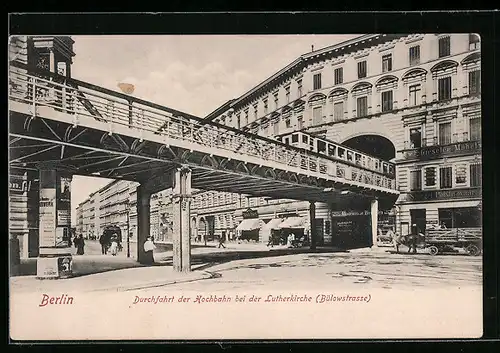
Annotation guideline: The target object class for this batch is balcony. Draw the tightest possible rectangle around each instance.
[402,133,481,160]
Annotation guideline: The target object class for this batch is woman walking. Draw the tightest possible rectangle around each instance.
[75,234,85,255]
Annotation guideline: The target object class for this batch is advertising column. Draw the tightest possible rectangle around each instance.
[37,169,73,279]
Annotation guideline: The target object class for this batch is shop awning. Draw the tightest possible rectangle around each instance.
[276,217,306,229]
[236,219,261,231]
[262,218,283,230]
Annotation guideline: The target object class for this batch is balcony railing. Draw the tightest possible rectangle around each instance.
[9,62,397,192]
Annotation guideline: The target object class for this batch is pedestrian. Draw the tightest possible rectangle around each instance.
[286,233,294,248]
[99,233,108,255]
[143,236,156,265]
[218,235,226,249]
[76,234,85,255]
[109,233,119,256]
[266,233,274,247]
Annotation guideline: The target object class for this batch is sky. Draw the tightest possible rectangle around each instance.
[69,34,358,224]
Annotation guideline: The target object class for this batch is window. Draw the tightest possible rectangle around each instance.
[409,84,421,106]
[261,124,268,136]
[317,140,326,153]
[302,135,308,143]
[470,163,482,187]
[438,36,451,58]
[381,90,393,112]
[291,134,299,143]
[273,92,279,109]
[469,70,481,95]
[253,104,258,119]
[357,61,367,78]
[263,98,268,113]
[244,110,249,125]
[439,166,453,189]
[438,77,452,100]
[334,67,343,85]
[410,170,422,191]
[273,121,279,135]
[357,96,368,117]
[285,86,290,103]
[333,101,344,121]
[409,45,420,66]
[424,167,437,187]
[313,73,322,90]
[297,116,303,130]
[236,114,241,129]
[312,106,323,125]
[469,34,480,50]
[409,127,422,148]
[438,122,452,145]
[469,117,481,141]
[285,118,291,128]
[382,54,392,73]
[455,164,467,185]
[327,144,336,157]
[297,79,303,97]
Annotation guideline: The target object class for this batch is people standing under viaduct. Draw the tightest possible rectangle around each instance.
[143,236,156,265]
[99,232,109,255]
[75,234,85,255]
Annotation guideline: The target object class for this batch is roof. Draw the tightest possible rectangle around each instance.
[204,99,235,121]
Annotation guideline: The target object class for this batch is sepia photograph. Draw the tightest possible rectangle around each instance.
[8,29,483,341]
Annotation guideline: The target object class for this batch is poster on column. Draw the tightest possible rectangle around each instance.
[56,176,71,227]
[39,188,56,247]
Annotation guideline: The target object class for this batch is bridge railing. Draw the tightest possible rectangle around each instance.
[9,64,397,192]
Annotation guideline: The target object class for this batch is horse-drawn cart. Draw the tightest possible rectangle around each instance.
[425,228,482,256]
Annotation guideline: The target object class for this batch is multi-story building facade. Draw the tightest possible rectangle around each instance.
[197,33,482,244]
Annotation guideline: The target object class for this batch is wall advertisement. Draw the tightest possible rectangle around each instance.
[39,188,56,247]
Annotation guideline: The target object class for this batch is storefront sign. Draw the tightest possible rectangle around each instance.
[406,141,481,160]
[39,188,56,247]
[410,187,482,202]
[242,208,259,219]
[36,257,59,278]
[9,178,31,194]
[331,210,393,217]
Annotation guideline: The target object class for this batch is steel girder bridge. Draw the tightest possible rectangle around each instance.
[9,62,399,271]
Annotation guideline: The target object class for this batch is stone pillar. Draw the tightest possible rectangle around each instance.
[172,167,192,272]
[136,185,151,264]
[26,170,40,258]
[36,168,73,279]
[370,198,379,248]
[309,201,317,250]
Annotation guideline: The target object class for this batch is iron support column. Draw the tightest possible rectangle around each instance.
[172,167,192,272]
[309,201,317,250]
[136,185,151,264]
[371,198,379,248]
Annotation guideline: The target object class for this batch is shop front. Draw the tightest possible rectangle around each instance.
[236,208,261,242]
[274,215,307,245]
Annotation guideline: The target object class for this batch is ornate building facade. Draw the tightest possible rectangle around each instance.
[198,33,482,243]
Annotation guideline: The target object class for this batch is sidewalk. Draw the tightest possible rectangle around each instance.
[10,265,213,293]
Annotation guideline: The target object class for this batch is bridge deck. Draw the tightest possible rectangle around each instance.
[9,63,399,205]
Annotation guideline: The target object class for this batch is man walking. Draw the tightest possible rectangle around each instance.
[218,235,226,249]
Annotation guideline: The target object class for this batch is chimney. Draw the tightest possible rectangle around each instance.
[311,45,314,52]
